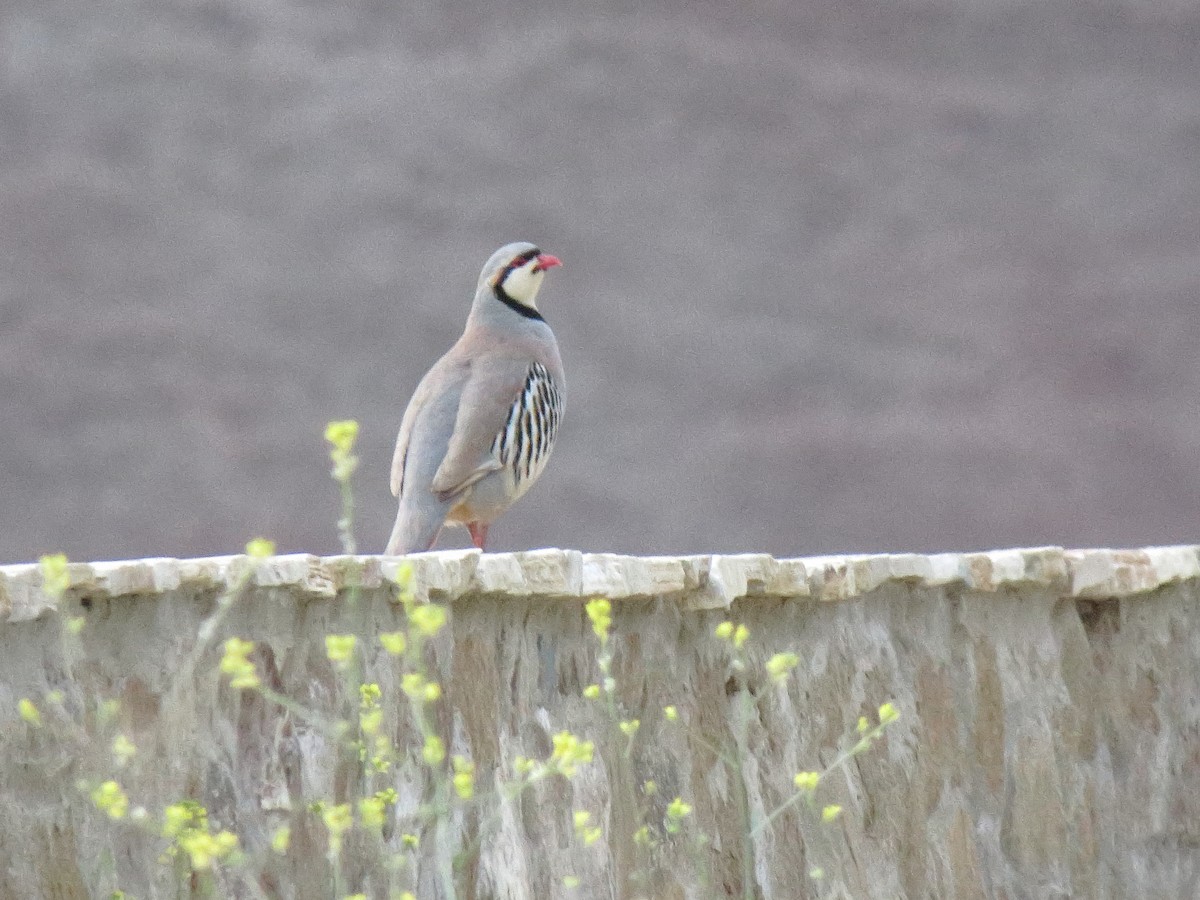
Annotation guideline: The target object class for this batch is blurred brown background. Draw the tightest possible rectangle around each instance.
[2,0,1198,563]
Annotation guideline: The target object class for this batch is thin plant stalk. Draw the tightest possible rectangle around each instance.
[733,684,756,900]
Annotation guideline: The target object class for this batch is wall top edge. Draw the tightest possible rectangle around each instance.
[1,545,1196,624]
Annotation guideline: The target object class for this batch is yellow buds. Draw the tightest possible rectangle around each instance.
[324,634,356,668]
[585,598,612,644]
[219,638,259,690]
[766,651,800,684]
[793,771,820,792]
[244,538,275,559]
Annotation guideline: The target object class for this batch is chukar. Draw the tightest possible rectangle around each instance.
[384,241,565,555]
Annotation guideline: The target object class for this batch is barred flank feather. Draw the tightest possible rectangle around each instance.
[492,362,563,488]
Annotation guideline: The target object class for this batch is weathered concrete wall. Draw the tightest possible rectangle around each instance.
[1,546,1199,899]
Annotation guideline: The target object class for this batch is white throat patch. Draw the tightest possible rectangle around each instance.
[499,257,546,310]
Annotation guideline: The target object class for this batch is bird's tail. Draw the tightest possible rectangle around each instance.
[383,496,448,556]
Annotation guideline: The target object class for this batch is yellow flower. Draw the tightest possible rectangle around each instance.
[878,702,900,725]
[572,810,601,846]
[359,682,381,707]
[379,631,407,655]
[324,420,360,482]
[112,733,137,766]
[18,698,41,727]
[452,756,475,800]
[91,781,129,819]
[376,787,398,805]
[229,668,259,690]
[663,705,678,721]
[179,830,238,870]
[324,634,356,668]
[323,803,353,852]
[39,553,70,599]
[765,652,800,684]
[733,624,750,648]
[324,420,359,454]
[619,719,640,738]
[401,673,428,701]
[665,797,692,833]
[371,734,394,772]
[821,804,843,823]
[220,638,259,690]
[793,771,820,793]
[215,831,238,853]
[550,731,594,777]
[666,797,692,819]
[163,802,204,838]
[409,603,447,637]
[714,622,734,640]
[359,708,383,736]
[391,560,414,588]
[358,796,386,829]
[244,538,276,558]
[422,735,446,766]
[271,826,291,854]
[583,684,601,700]
[585,598,612,643]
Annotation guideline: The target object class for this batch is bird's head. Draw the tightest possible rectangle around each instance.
[480,241,562,315]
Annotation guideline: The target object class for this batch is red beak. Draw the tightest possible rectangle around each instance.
[535,253,562,271]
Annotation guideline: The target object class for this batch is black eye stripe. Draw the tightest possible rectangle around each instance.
[500,249,541,281]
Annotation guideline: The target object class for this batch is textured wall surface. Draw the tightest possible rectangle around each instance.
[1,546,1199,899]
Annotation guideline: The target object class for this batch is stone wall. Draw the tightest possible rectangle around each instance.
[1,546,1198,899]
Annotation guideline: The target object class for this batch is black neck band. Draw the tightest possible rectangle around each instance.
[494,285,545,322]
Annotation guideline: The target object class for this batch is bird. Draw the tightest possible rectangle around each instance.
[384,241,566,555]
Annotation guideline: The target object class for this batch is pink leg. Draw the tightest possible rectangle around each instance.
[467,522,489,550]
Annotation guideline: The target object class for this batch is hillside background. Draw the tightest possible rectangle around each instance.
[3,0,1199,562]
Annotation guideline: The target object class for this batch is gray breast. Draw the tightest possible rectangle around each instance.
[491,362,564,493]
